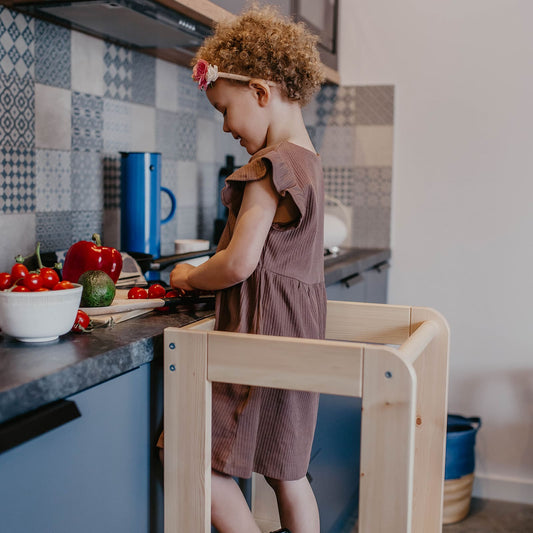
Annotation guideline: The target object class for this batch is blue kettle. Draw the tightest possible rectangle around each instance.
[120,152,176,269]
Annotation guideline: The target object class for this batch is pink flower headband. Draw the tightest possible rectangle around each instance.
[192,59,275,91]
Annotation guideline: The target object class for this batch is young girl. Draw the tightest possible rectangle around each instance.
[160,6,326,533]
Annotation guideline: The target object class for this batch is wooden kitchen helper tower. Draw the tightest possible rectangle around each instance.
[163,300,449,533]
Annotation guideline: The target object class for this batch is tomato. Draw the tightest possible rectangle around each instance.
[34,287,49,291]
[148,283,166,299]
[165,289,181,298]
[39,267,60,289]
[23,273,44,291]
[71,309,91,333]
[53,280,75,290]
[0,272,13,290]
[11,285,30,292]
[128,287,148,299]
[11,263,29,282]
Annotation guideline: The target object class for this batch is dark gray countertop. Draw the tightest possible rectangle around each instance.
[0,248,389,426]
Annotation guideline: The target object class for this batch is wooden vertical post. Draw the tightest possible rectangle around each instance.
[359,346,417,533]
[409,308,450,533]
[164,329,211,533]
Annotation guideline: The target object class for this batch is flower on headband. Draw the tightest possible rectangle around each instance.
[192,59,219,91]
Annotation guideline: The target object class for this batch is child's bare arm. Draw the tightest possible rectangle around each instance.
[170,174,279,291]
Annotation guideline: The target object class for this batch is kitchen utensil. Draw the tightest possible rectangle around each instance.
[120,152,176,280]
[0,285,82,342]
[81,291,215,316]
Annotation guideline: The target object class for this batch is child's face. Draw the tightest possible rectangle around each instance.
[206,80,269,155]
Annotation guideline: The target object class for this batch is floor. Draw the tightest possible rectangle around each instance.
[349,498,533,532]
[442,497,533,533]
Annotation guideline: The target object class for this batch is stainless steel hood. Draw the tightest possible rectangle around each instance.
[16,0,212,56]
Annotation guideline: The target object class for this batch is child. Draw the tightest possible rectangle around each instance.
[161,6,326,533]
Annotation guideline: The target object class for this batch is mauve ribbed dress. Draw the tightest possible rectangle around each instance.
[211,141,326,481]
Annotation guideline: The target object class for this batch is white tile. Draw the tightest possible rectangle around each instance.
[0,214,36,271]
[71,30,105,96]
[320,125,357,167]
[35,84,71,150]
[155,58,178,111]
[354,125,394,167]
[130,103,156,152]
[103,98,132,152]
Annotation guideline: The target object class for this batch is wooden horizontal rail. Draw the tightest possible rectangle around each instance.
[398,320,439,365]
[206,330,364,397]
[326,300,412,345]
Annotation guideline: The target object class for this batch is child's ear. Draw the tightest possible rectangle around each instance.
[249,80,271,107]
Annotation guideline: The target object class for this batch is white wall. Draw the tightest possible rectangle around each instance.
[338,0,533,503]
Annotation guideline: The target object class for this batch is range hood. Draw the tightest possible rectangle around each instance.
[16,0,212,58]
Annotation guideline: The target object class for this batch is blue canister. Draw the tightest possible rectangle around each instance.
[120,152,176,263]
[445,414,482,480]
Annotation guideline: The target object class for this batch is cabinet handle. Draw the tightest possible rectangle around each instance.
[0,400,81,454]
[342,272,364,288]
[375,261,390,273]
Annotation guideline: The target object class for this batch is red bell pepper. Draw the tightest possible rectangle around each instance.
[62,233,123,283]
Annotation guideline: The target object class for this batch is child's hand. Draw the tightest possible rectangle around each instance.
[169,263,196,291]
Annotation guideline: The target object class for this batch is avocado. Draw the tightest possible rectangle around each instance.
[79,270,116,307]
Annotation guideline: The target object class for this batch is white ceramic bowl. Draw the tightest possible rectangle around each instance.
[0,284,82,343]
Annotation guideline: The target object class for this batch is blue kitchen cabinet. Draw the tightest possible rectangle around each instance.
[0,363,160,533]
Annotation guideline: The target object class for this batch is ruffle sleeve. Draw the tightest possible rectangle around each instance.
[221,145,306,227]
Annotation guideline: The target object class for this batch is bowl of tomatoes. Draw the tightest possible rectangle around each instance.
[0,263,83,343]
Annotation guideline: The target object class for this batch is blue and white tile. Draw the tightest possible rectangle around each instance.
[71,209,103,243]
[71,150,103,211]
[197,162,218,209]
[0,8,34,78]
[71,91,103,152]
[315,84,337,127]
[215,130,249,168]
[0,146,35,214]
[155,58,178,111]
[129,103,156,152]
[177,64,198,112]
[354,125,394,167]
[103,98,132,152]
[35,84,71,150]
[0,213,35,270]
[320,125,357,167]
[71,30,105,96]
[102,153,121,209]
[104,43,132,101]
[323,167,355,207]
[196,117,217,164]
[355,85,394,125]
[176,206,199,239]
[35,210,72,252]
[131,50,155,106]
[353,167,392,208]
[351,205,390,248]
[176,160,198,208]
[35,149,71,211]
[329,86,357,127]
[0,72,34,147]
[156,109,196,160]
[35,18,70,89]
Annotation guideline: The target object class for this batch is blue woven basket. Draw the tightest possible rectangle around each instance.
[445,414,482,480]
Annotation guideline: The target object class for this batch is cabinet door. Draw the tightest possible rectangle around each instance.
[326,273,366,302]
[0,365,152,533]
[364,263,389,304]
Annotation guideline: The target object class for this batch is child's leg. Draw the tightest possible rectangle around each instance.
[212,469,262,533]
[265,476,319,533]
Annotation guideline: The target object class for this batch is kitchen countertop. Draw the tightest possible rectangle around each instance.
[0,247,389,426]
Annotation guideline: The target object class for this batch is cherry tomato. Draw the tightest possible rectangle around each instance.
[148,283,166,299]
[11,285,30,292]
[23,273,44,291]
[165,289,181,298]
[39,267,60,289]
[0,272,13,290]
[11,263,29,282]
[53,280,75,290]
[72,309,91,333]
[34,287,49,291]
[128,287,148,299]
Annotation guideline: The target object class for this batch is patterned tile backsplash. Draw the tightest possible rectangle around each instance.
[0,6,394,271]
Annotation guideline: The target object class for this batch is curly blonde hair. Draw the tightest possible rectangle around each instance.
[194,5,325,106]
